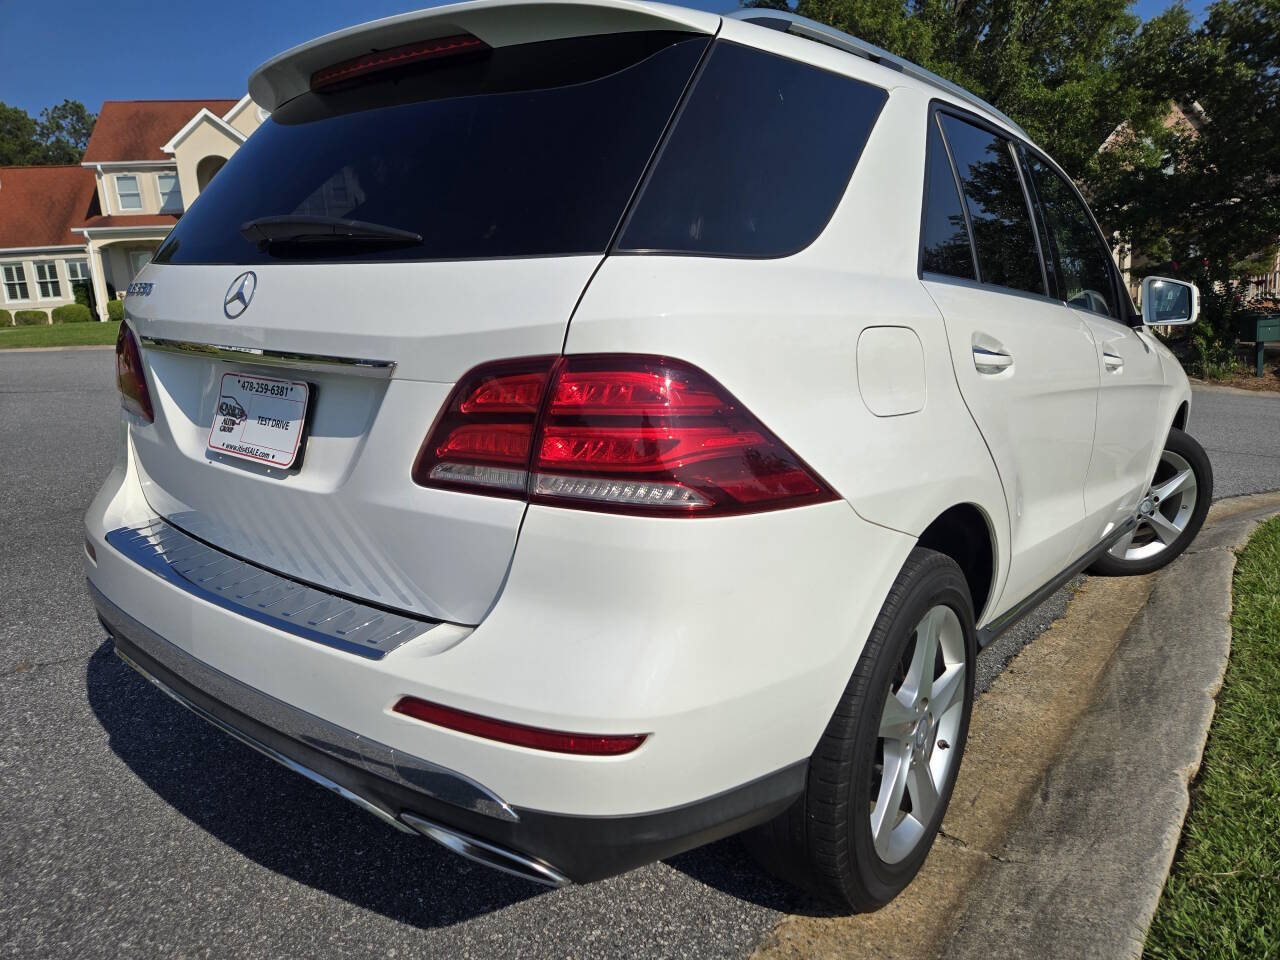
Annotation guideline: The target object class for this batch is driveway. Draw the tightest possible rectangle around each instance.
[2,350,1277,960]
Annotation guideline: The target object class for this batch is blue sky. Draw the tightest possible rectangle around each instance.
[0,0,1206,118]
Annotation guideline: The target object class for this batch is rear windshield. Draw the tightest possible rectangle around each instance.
[154,32,707,265]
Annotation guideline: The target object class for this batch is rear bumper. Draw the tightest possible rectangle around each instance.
[93,583,803,883]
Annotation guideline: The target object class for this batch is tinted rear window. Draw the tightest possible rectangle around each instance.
[920,115,974,279]
[938,114,1044,295]
[618,42,886,258]
[154,32,707,265]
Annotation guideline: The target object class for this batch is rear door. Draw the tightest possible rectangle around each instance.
[920,108,1099,615]
[1020,150,1165,548]
[124,26,714,625]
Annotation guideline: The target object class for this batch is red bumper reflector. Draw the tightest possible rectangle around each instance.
[392,697,647,756]
[311,34,490,90]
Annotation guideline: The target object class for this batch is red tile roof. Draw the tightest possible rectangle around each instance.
[0,165,98,249]
[76,214,178,231]
[82,99,240,163]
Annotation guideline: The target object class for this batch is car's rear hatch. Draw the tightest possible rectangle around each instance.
[123,1,718,625]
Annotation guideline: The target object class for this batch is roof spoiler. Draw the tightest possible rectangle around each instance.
[249,0,721,111]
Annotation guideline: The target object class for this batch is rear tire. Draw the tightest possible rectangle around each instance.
[745,548,976,911]
[1088,427,1212,577]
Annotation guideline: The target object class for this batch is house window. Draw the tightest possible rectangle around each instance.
[115,175,143,211]
[2,263,30,301]
[129,250,151,279]
[157,173,182,214]
[66,259,90,283]
[34,262,61,299]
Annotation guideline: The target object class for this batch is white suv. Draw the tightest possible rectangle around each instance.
[86,0,1212,909]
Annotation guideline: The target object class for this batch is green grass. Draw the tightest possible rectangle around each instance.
[1146,516,1280,959]
[0,320,120,349]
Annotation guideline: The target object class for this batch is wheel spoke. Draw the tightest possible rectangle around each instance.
[1109,524,1138,559]
[907,607,943,703]
[907,760,941,824]
[879,692,916,740]
[871,745,910,856]
[930,664,966,718]
[1148,509,1182,544]
[1152,469,1195,503]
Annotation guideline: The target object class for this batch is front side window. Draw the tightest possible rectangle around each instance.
[618,42,886,257]
[2,263,29,301]
[34,261,61,298]
[157,173,183,214]
[939,115,1044,295]
[154,32,709,265]
[1024,154,1118,318]
[920,114,974,279]
[116,175,142,211]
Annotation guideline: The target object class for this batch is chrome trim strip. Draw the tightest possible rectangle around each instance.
[401,813,569,888]
[139,335,396,379]
[93,583,518,823]
[106,519,432,660]
[113,643,417,835]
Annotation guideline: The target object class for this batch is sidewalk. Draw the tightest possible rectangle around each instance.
[754,491,1280,960]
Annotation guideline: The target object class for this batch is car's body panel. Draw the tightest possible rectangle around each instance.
[86,432,915,817]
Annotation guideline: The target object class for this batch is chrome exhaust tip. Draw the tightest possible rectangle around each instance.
[401,812,570,888]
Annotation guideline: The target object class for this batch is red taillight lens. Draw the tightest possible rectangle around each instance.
[393,696,646,756]
[115,323,153,423]
[310,34,490,91]
[413,355,836,516]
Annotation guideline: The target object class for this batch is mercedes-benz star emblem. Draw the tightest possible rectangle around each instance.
[223,271,257,318]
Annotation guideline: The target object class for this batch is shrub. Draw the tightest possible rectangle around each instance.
[72,283,91,307]
[106,299,124,322]
[14,309,48,326]
[0,309,10,326]
[52,303,94,324]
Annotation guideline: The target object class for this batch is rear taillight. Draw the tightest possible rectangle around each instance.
[115,323,153,423]
[413,355,836,516]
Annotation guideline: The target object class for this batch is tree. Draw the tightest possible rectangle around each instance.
[37,100,96,163]
[0,100,96,166]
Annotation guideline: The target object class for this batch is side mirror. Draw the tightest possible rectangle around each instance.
[1141,276,1199,327]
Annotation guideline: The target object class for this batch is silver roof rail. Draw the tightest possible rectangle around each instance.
[728,9,1030,141]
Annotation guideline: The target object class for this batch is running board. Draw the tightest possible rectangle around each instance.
[977,517,1138,648]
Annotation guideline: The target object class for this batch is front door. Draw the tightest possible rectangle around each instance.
[920,110,1099,618]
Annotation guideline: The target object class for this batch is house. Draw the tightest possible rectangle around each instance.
[0,96,263,321]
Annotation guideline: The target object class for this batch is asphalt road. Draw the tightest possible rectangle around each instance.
[2,349,1277,960]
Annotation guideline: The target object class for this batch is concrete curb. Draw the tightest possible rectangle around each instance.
[940,491,1280,960]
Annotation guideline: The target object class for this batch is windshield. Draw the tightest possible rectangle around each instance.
[154,32,708,265]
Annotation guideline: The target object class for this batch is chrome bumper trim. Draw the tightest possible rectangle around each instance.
[92,583,518,823]
[139,335,396,379]
[105,519,433,661]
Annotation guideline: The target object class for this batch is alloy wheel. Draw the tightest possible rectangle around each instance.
[1108,450,1199,562]
[870,604,966,864]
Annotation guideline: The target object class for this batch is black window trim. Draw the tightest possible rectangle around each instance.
[611,37,890,261]
[918,98,1139,325]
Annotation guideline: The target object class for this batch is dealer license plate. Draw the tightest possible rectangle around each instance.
[207,371,310,468]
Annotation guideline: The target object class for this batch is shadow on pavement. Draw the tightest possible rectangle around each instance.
[85,638,545,927]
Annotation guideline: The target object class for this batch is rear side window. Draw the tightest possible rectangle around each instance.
[1023,154,1119,318]
[938,114,1044,295]
[920,115,974,279]
[618,42,887,258]
[153,32,708,265]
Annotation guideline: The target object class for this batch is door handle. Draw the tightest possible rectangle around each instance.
[1103,352,1124,373]
[973,346,1014,375]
